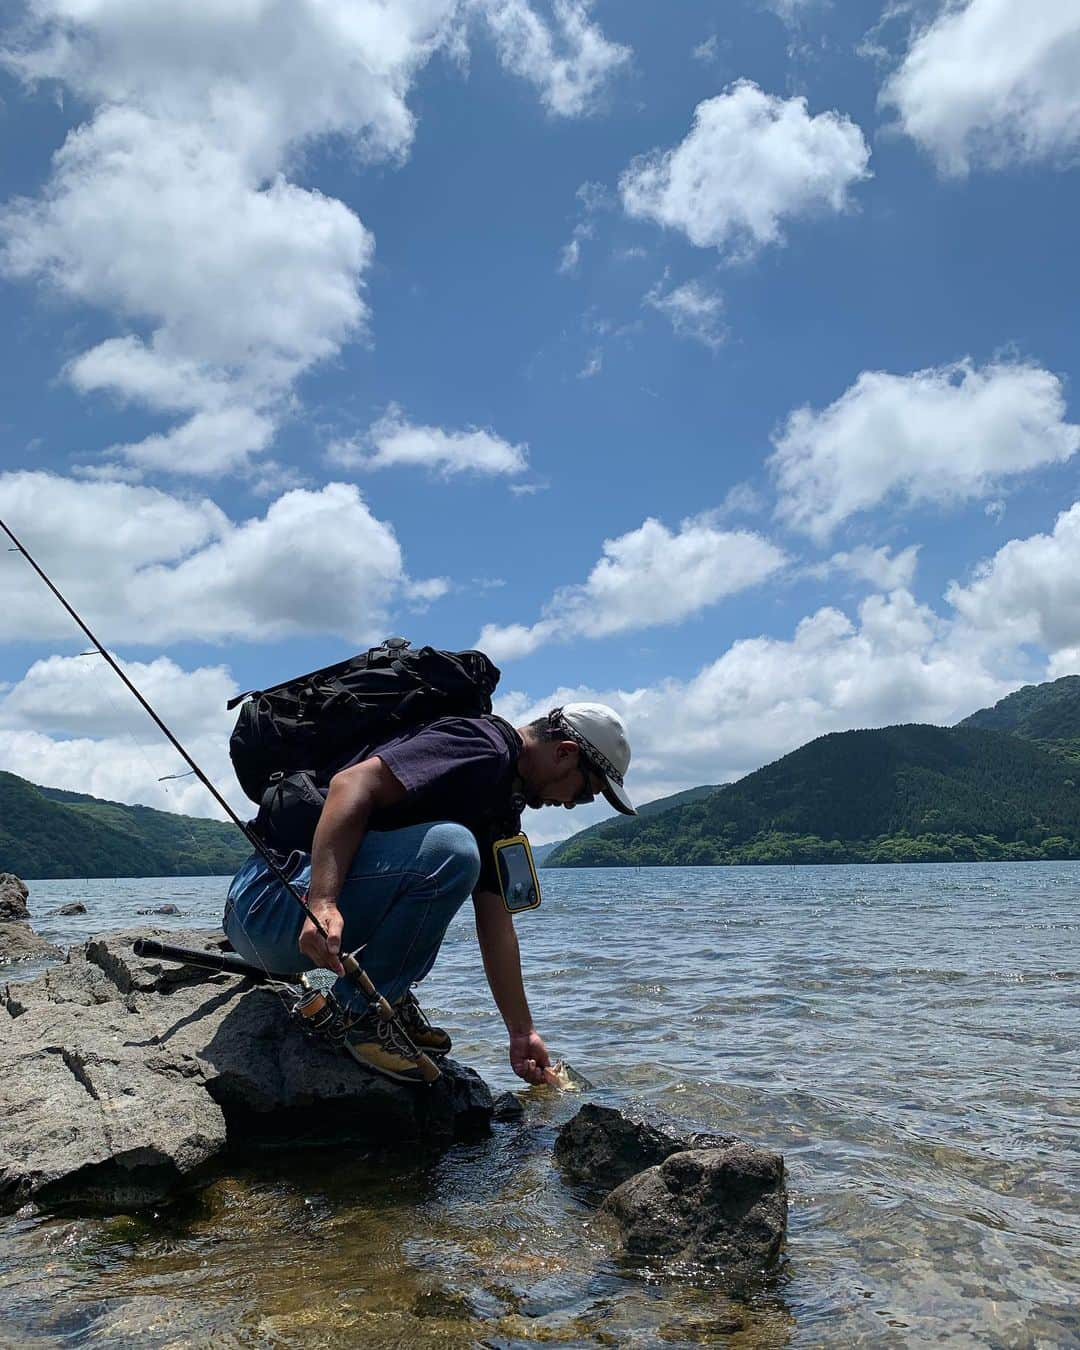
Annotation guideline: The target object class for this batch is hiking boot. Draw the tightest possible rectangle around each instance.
[342,1007,430,1084]
[395,989,452,1056]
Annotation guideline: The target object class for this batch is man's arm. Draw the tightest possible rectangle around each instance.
[473,889,551,1085]
[299,756,405,972]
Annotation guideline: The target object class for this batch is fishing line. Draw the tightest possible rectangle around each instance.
[0,516,441,1080]
[72,652,297,1012]
[2,545,303,1021]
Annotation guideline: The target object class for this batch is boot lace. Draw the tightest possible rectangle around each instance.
[398,991,432,1036]
[346,1006,421,1061]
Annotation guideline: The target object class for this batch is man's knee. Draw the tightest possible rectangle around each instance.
[422,822,482,897]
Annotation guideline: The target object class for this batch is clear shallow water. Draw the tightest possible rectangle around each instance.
[2,863,1077,1347]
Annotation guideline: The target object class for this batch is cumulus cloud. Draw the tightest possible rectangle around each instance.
[812,544,921,591]
[475,0,631,117]
[0,2,446,476]
[880,0,1080,175]
[477,513,788,660]
[329,405,528,477]
[619,81,870,259]
[1,0,628,477]
[771,358,1080,542]
[0,652,233,740]
[947,501,1080,652]
[505,498,1080,831]
[0,652,244,817]
[0,471,439,645]
[494,585,1019,839]
[644,276,726,349]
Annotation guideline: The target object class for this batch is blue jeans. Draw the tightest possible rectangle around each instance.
[223,821,482,1011]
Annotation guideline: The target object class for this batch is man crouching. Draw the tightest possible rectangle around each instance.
[223,704,635,1084]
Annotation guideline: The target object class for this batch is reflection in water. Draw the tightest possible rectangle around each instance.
[2,862,1078,1345]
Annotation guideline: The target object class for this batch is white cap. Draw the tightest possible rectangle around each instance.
[550,702,636,815]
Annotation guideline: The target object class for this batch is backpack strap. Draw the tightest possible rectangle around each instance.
[484,713,523,760]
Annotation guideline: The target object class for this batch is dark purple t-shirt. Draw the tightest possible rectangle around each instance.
[346,715,524,894]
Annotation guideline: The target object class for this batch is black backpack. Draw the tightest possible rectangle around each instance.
[228,637,501,805]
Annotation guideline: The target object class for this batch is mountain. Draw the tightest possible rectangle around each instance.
[0,772,251,879]
[546,704,1080,867]
[958,675,1080,762]
[635,784,719,816]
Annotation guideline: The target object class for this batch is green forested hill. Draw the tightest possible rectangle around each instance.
[958,676,1080,762]
[547,722,1080,868]
[0,772,250,879]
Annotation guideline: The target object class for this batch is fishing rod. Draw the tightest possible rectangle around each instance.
[133,936,349,1043]
[1,517,439,1082]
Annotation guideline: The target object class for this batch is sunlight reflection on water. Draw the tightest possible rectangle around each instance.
[2,862,1078,1346]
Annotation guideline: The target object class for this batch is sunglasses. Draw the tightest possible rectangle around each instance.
[572,755,604,806]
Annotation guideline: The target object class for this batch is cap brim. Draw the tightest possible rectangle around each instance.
[602,778,636,816]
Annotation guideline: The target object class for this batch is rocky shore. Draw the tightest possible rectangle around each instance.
[1,876,787,1292]
[1,923,493,1211]
[0,872,61,965]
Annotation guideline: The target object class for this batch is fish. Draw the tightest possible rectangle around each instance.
[541,1060,589,1091]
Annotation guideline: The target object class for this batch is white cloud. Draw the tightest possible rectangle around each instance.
[475,0,631,117]
[764,0,817,23]
[619,81,870,259]
[0,1,452,476]
[329,405,528,477]
[880,0,1080,175]
[103,407,277,479]
[556,179,610,276]
[495,585,1019,840]
[813,544,921,591]
[2,1,627,478]
[0,471,439,645]
[558,235,584,275]
[717,482,766,519]
[0,652,235,742]
[0,653,244,818]
[947,502,1080,653]
[477,513,788,660]
[771,358,1080,542]
[644,276,725,350]
[692,35,719,63]
[577,350,602,379]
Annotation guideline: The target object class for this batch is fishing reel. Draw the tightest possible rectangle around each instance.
[289,967,353,1046]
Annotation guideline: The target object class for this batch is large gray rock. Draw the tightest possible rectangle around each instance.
[600,1144,787,1290]
[0,922,62,965]
[0,872,30,922]
[0,926,493,1211]
[554,1102,733,1193]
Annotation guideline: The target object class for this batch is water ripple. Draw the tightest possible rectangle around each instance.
[1,861,1077,1346]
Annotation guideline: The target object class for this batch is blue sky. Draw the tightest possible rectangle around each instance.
[1,0,1079,842]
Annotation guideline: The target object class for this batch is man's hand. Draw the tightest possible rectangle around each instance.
[298,899,345,976]
[509,1029,551,1085]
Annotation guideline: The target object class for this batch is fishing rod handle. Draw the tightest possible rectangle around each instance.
[341,952,441,1083]
[132,937,293,985]
[342,951,393,1018]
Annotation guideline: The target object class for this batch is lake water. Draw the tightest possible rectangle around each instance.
[1,862,1077,1347]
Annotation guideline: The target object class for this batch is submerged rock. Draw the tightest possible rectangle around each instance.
[492,1091,525,1122]
[0,873,30,922]
[0,922,62,965]
[601,1144,787,1289]
[53,902,88,916]
[0,926,494,1212]
[554,1102,732,1193]
[556,1103,786,1290]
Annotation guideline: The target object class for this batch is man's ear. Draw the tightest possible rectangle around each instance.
[555,739,579,763]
